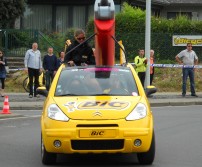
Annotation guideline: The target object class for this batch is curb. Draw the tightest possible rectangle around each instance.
[150,101,202,107]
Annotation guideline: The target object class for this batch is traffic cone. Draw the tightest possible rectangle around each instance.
[1,96,11,114]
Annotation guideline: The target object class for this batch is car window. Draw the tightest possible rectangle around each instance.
[55,67,139,96]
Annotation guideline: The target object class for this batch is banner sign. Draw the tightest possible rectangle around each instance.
[172,35,202,46]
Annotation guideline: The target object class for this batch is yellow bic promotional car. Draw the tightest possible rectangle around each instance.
[38,63,157,165]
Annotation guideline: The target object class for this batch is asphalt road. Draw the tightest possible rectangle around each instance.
[0,106,202,167]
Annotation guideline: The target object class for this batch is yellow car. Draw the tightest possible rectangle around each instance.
[38,63,157,165]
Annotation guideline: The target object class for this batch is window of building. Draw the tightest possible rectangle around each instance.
[167,12,192,20]
[23,5,52,32]
[72,6,86,29]
[22,3,121,33]
[56,6,70,33]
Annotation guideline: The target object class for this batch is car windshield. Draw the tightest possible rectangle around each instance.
[55,66,139,96]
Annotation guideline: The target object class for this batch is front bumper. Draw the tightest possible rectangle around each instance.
[42,118,153,154]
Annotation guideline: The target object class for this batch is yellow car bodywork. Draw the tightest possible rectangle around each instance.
[40,63,155,165]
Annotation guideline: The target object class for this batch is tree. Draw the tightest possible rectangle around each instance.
[0,0,26,28]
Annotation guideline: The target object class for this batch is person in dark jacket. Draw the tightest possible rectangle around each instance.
[57,51,65,69]
[43,47,58,91]
[64,29,95,66]
[0,49,7,97]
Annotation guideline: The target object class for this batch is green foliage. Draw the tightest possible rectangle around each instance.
[116,2,146,33]
[8,30,34,48]
[38,28,76,57]
[86,17,94,36]
[64,28,76,42]
[39,32,65,56]
[0,0,26,28]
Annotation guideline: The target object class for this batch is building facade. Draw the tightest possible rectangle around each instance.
[19,0,122,33]
[161,0,202,21]
[17,0,202,33]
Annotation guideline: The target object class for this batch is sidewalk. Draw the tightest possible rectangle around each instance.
[0,92,202,118]
[149,92,202,107]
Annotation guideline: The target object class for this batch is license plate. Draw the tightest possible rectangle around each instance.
[79,129,116,138]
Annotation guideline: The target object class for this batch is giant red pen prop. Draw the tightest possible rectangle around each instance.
[94,0,115,66]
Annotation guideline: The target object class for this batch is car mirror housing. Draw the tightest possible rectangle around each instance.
[36,87,48,97]
[145,86,157,97]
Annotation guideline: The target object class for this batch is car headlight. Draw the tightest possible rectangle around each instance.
[47,104,69,121]
[126,103,147,121]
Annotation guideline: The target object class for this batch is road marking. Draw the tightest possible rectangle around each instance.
[0,115,41,121]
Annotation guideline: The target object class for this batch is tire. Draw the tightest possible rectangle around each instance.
[137,131,155,165]
[41,134,57,165]
[23,77,29,92]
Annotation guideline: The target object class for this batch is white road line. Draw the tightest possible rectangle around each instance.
[0,115,41,121]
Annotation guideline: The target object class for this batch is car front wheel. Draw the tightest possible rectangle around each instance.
[137,131,155,165]
[41,134,57,165]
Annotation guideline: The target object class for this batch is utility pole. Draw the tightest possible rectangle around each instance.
[145,0,151,87]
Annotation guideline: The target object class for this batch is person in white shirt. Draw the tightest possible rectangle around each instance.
[24,42,42,98]
[175,43,198,97]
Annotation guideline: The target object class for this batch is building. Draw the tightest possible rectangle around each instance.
[161,0,202,21]
[17,0,202,33]
[19,0,122,33]
[132,0,202,20]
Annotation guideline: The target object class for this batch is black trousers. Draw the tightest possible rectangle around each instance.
[45,70,54,91]
[0,78,5,89]
[138,72,146,88]
[28,68,40,96]
[150,73,154,85]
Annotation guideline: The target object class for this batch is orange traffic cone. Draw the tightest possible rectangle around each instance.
[1,96,11,114]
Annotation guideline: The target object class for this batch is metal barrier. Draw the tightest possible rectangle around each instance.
[151,64,202,68]
[0,29,59,57]
[0,29,39,57]
[9,63,202,72]
[131,63,202,68]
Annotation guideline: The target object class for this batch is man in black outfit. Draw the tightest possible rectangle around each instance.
[64,29,95,66]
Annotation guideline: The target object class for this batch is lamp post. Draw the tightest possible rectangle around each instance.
[145,0,151,87]
[0,29,3,49]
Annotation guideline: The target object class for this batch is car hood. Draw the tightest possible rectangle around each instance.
[53,96,145,120]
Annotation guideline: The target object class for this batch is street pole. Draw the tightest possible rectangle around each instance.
[5,30,8,57]
[145,0,151,87]
[0,30,2,49]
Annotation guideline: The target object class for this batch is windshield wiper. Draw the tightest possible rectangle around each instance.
[91,93,112,96]
[57,93,80,96]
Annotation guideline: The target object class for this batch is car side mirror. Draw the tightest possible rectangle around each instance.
[145,85,157,97]
[36,86,48,97]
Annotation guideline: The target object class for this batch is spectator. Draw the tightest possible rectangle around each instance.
[134,49,147,88]
[0,49,7,97]
[43,47,58,91]
[175,43,198,97]
[24,42,42,98]
[57,51,65,69]
[150,50,155,85]
[64,29,95,66]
